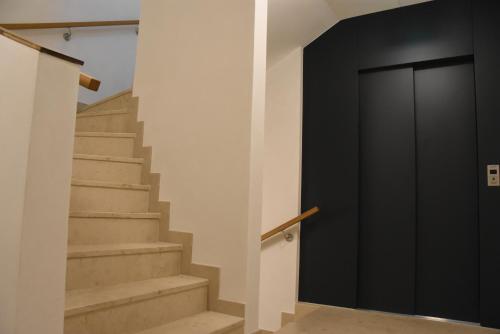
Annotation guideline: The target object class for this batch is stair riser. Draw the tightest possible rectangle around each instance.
[68,218,159,245]
[76,112,132,133]
[225,327,244,334]
[74,136,135,157]
[64,287,207,334]
[70,186,149,213]
[73,159,142,184]
[66,252,182,290]
[84,95,131,113]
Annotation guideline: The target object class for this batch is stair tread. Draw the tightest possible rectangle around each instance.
[75,131,136,138]
[72,179,151,191]
[65,275,208,317]
[76,109,130,119]
[70,211,161,219]
[136,311,244,334]
[73,154,144,164]
[67,242,182,258]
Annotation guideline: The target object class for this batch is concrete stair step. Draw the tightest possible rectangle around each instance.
[76,109,132,133]
[78,91,132,113]
[136,311,244,334]
[64,276,209,334]
[70,179,150,213]
[74,132,135,157]
[68,212,161,245]
[66,243,183,290]
[73,154,143,184]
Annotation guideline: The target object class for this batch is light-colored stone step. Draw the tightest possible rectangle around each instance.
[64,276,209,334]
[76,109,132,133]
[79,91,132,113]
[136,311,244,334]
[73,154,143,184]
[74,132,135,157]
[68,212,160,245]
[70,179,150,213]
[66,243,183,290]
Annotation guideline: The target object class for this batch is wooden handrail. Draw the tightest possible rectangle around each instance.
[0,20,139,30]
[79,73,101,91]
[261,207,320,242]
[1,26,100,91]
[0,26,83,65]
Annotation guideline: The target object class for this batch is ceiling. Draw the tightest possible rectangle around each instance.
[324,0,431,20]
[267,0,431,67]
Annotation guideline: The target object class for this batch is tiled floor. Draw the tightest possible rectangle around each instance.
[277,306,500,334]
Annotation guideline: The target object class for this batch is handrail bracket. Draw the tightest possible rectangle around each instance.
[261,206,319,242]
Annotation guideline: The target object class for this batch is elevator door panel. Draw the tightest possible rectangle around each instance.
[414,62,479,322]
[359,68,416,314]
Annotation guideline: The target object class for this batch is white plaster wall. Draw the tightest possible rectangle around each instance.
[0,35,80,334]
[133,0,267,332]
[16,28,138,104]
[0,0,138,22]
[0,0,139,104]
[259,48,303,331]
[267,0,337,67]
[0,35,39,334]
[16,53,80,334]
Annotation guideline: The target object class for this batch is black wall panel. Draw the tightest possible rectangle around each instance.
[473,0,500,328]
[358,0,473,70]
[358,68,416,314]
[299,19,359,308]
[300,0,500,328]
[414,63,479,322]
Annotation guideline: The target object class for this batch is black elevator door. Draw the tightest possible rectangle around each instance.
[359,62,479,322]
[414,63,479,322]
[359,68,416,314]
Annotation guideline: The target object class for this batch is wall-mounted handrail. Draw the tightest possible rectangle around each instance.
[261,207,320,242]
[79,73,101,91]
[1,27,100,91]
[0,26,83,65]
[0,20,139,30]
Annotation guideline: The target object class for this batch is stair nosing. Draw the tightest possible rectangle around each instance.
[65,276,209,317]
[73,154,144,164]
[69,211,161,219]
[71,179,151,191]
[67,243,183,259]
[76,109,130,119]
[75,131,136,138]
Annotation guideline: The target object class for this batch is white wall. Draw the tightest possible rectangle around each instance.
[17,28,138,104]
[133,0,267,332]
[267,0,337,67]
[324,0,432,20]
[259,48,303,331]
[0,0,140,104]
[0,35,39,334]
[0,35,80,334]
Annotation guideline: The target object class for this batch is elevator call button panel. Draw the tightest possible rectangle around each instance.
[488,165,500,187]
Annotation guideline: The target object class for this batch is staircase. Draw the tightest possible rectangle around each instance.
[65,91,244,334]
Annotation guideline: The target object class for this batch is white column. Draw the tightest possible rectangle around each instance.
[259,48,304,331]
[133,1,267,331]
[246,0,268,332]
